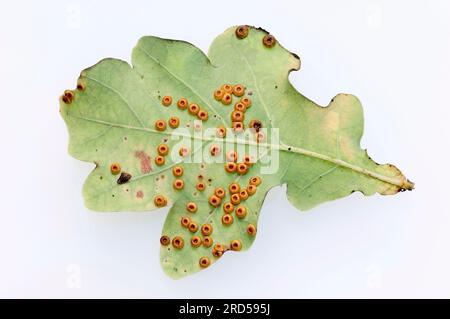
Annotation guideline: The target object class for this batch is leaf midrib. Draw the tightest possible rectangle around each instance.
[67,114,412,190]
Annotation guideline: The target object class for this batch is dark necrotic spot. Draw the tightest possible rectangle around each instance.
[117,172,132,184]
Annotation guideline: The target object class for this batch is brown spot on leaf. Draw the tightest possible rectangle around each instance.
[62,90,75,104]
[117,172,132,184]
[262,34,276,48]
[135,151,152,173]
[235,25,249,39]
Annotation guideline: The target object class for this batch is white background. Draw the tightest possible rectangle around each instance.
[1,0,449,298]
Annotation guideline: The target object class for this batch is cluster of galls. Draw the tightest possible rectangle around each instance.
[223,150,255,176]
[152,165,186,208]
[155,95,208,133]
[109,162,132,185]
[160,175,261,269]
[234,25,277,49]
[213,83,265,150]
[61,79,85,104]
[213,84,250,134]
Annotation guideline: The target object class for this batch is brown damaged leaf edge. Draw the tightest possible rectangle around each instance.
[59,25,414,279]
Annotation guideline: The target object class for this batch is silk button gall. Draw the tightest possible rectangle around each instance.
[181,216,191,228]
[172,236,184,249]
[231,110,244,122]
[234,102,247,112]
[221,93,232,105]
[216,126,227,138]
[186,202,198,213]
[191,236,202,248]
[230,193,241,205]
[221,84,233,93]
[235,206,247,219]
[232,122,244,133]
[196,182,206,191]
[230,239,242,251]
[213,89,224,101]
[173,179,184,190]
[155,155,165,166]
[223,202,234,214]
[162,95,172,106]
[222,214,234,226]
[263,34,276,48]
[235,25,249,39]
[157,144,169,156]
[214,187,226,199]
[240,97,252,108]
[155,120,166,131]
[169,116,180,128]
[246,224,257,236]
[212,243,225,258]
[201,224,213,236]
[229,183,240,194]
[249,176,261,186]
[203,236,213,247]
[239,189,249,201]
[197,109,208,121]
[188,222,198,233]
[225,162,237,173]
[172,166,183,177]
[210,145,221,156]
[247,184,257,196]
[199,257,211,268]
[160,235,170,246]
[188,103,200,115]
[232,84,245,97]
[177,98,188,110]
[209,195,221,207]
[110,163,121,175]
[154,195,167,207]
[236,163,248,175]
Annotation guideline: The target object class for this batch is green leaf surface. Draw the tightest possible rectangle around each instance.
[60,26,413,279]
